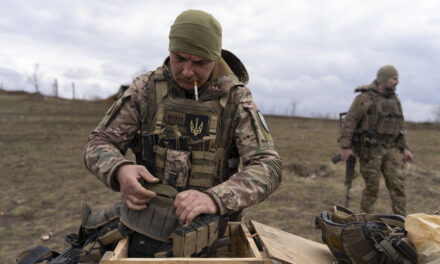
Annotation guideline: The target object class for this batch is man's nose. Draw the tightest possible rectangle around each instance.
[182,62,194,78]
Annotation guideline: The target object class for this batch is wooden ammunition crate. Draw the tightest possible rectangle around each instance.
[99,221,335,264]
[99,222,266,264]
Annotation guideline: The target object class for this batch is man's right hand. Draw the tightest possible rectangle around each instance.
[116,164,159,210]
[341,148,355,161]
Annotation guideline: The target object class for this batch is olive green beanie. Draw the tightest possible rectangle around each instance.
[169,9,222,60]
[376,65,398,83]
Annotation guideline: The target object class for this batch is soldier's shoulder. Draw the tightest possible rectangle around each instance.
[353,84,377,100]
[231,85,252,104]
[354,85,370,93]
[130,70,160,97]
[350,88,376,109]
[353,92,374,104]
[132,71,154,88]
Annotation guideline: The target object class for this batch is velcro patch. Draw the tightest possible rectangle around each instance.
[165,111,185,126]
[257,110,270,133]
[185,114,209,140]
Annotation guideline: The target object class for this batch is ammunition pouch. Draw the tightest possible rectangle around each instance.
[355,129,376,149]
[172,214,228,257]
[79,201,130,262]
[376,134,398,147]
[163,149,191,190]
[359,131,399,150]
[119,184,179,243]
[315,205,417,264]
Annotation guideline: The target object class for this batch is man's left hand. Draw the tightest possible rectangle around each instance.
[174,190,218,225]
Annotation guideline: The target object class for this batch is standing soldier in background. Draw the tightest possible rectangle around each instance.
[339,65,413,216]
[83,9,282,257]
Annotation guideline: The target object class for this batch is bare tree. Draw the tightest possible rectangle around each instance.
[433,105,440,124]
[289,98,299,117]
[52,78,58,97]
[72,82,75,100]
[28,63,42,93]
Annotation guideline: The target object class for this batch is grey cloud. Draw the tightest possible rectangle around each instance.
[63,68,93,79]
[1,0,439,121]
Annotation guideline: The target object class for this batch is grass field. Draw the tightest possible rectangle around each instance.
[1,91,439,263]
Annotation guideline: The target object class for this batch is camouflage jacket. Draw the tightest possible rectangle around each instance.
[339,81,408,152]
[84,51,282,216]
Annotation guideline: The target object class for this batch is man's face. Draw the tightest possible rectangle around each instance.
[169,51,216,91]
[384,76,399,92]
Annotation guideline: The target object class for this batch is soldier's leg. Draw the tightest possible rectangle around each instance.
[359,147,383,213]
[382,148,406,215]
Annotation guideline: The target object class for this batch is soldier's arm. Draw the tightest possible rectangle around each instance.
[339,94,372,149]
[83,77,147,191]
[395,100,413,162]
[397,129,410,154]
[396,99,410,152]
[205,86,282,215]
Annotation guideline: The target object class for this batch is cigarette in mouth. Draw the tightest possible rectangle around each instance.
[194,80,199,101]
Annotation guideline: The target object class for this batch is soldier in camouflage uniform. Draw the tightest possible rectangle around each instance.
[83,9,282,256]
[339,65,413,215]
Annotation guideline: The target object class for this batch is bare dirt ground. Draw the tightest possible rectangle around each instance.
[1,91,439,263]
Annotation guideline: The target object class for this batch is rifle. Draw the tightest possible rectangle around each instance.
[46,247,80,264]
[332,154,356,208]
[333,111,361,207]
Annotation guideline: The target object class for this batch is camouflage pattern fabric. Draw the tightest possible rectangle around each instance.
[163,149,191,188]
[84,50,282,216]
[339,82,408,151]
[339,81,408,215]
[359,145,405,215]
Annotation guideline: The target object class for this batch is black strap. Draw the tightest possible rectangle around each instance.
[19,245,59,264]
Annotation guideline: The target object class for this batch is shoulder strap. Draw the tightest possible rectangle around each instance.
[137,68,168,132]
[154,69,168,106]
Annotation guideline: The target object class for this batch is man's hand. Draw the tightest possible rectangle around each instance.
[116,164,159,210]
[174,190,218,225]
[403,149,414,163]
[341,148,355,161]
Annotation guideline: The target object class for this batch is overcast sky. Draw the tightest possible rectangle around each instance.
[1,0,439,121]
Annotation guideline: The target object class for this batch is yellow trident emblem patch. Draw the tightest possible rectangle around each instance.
[190,117,204,137]
[185,114,208,139]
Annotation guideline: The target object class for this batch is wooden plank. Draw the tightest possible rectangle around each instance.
[100,257,263,263]
[100,251,115,264]
[113,237,129,259]
[240,223,262,259]
[251,220,335,264]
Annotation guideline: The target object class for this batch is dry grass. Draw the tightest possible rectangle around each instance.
[1,93,439,263]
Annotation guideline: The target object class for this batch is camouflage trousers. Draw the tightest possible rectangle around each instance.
[358,145,406,215]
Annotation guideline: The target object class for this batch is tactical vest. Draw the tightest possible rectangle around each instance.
[315,205,417,264]
[145,68,239,190]
[357,87,404,144]
[122,56,246,242]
